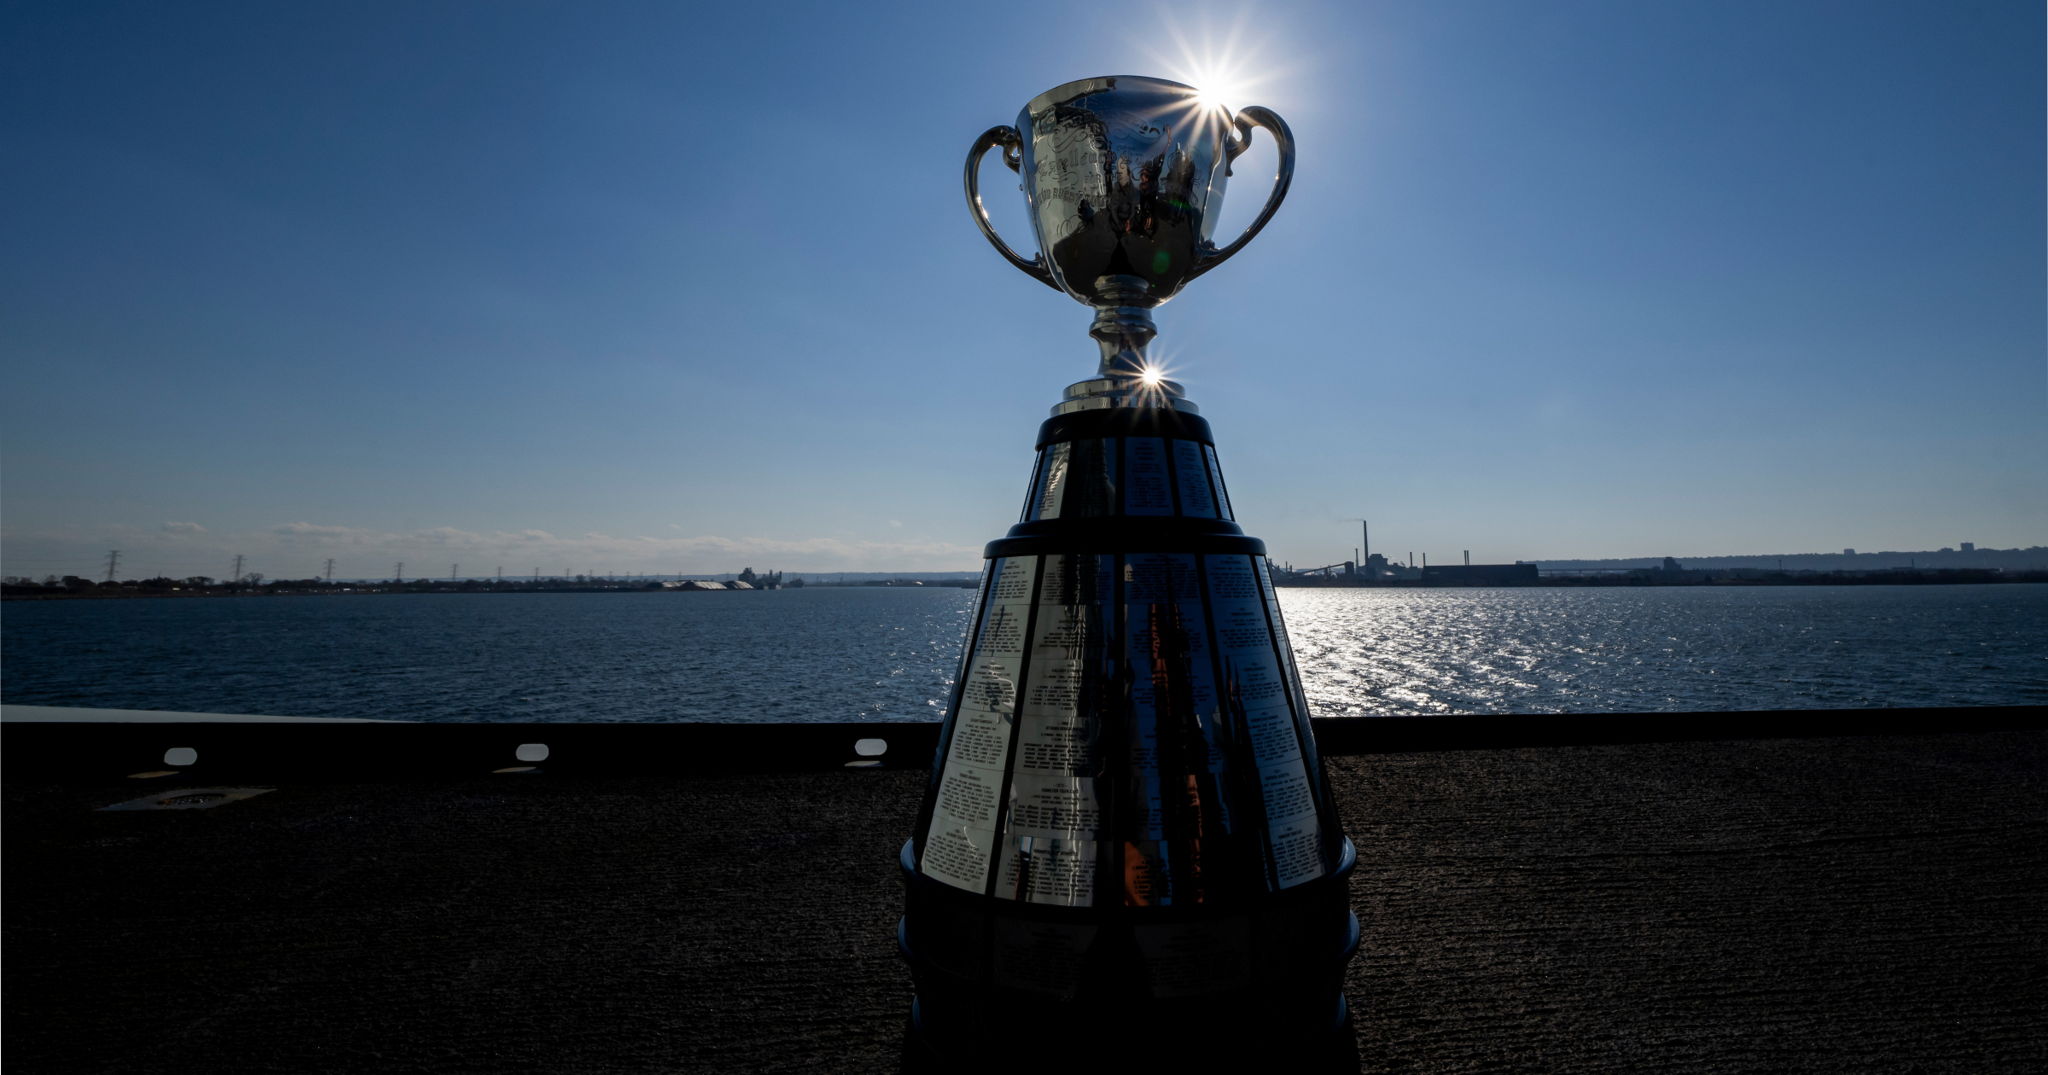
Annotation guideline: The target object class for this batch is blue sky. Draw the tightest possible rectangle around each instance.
[3,0,2041,579]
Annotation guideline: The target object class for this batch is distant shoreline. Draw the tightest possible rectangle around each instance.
[1,578,981,601]
[1275,571,2048,590]
[6,573,2043,600]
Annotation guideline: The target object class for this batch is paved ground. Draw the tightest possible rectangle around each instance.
[5,729,2043,1073]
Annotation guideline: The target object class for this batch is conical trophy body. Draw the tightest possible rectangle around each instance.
[901,77,1357,1067]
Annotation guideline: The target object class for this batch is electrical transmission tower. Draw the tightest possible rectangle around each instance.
[103,550,121,582]
[231,554,245,584]
[394,562,404,584]
[451,563,459,582]
[325,558,335,582]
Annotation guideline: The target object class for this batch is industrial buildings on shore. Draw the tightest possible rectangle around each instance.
[1272,537,2048,588]
[1273,555,2042,588]
[1274,555,1538,588]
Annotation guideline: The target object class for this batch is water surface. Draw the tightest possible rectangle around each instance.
[4,584,2042,721]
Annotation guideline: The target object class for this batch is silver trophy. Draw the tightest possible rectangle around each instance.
[902,77,1356,1070]
[966,75,1295,408]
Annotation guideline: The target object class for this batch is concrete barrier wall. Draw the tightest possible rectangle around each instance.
[5,705,2040,781]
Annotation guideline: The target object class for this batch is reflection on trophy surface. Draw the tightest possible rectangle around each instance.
[901,76,1357,1070]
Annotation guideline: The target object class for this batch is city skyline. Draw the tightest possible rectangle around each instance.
[5,1,2043,578]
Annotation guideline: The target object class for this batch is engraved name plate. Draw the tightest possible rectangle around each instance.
[1206,557,1284,707]
[1254,557,1312,714]
[1064,438,1115,518]
[1239,701,1303,769]
[923,556,1040,892]
[1039,552,1114,610]
[1020,451,1048,523]
[1122,839,1174,906]
[1034,442,1070,521]
[1268,813,1327,889]
[1123,436,1173,515]
[1125,599,1216,723]
[990,918,1098,998]
[1203,444,1233,520]
[1005,772,1104,839]
[924,762,1003,893]
[1259,758,1317,824]
[1125,552,1201,603]
[1172,440,1216,518]
[1016,578,1102,776]
[1133,919,1252,998]
[995,832,1099,906]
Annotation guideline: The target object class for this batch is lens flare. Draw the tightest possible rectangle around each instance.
[1147,4,1279,117]
[1193,76,1246,115]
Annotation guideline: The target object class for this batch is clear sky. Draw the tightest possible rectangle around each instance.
[3,0,2042,580]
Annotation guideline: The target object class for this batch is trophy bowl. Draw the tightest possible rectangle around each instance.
[967,76,1295,311]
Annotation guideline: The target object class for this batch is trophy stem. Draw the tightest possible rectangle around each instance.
[1053,275,1198,416]
[1090,303,1156,379]
[1088,273,1158,380]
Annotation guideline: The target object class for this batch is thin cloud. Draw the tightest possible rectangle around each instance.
[271,522,368,543]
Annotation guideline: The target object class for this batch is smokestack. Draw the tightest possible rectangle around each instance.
[1464,550,1470,566]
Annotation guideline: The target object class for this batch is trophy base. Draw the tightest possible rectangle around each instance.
[898,839,1362,1073]
[899,369,1361,1069]
[900,996,1360,1073]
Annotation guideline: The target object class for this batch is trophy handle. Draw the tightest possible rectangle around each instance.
[1191,106,1296,281]
[965,126,1062,293]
